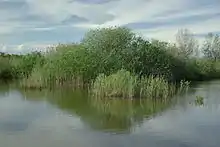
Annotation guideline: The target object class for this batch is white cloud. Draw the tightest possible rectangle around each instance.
[0,42,53,54]
[30,27,56,31]
[17,44,24,51]
[135,18,220,43]
[70,0,220,45]
[25,0,187,27]
[0,26,15,34]
[0,7,24,34]
[0,44,7,52]
[0,0,219,53]
[73,0,187,28]
[25,0,114,23]
[101,0,186,27]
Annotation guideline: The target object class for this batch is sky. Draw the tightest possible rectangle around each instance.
[0,0,220,54]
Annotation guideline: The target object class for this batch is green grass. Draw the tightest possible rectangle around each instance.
[19,68,45,89]
[91,69,138,98]
[91,69,189,99]
[139,75,175,99]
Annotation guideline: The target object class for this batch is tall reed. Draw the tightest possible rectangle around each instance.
[139,75,176,99]
[91,69,182,99]
[91,69,138,98]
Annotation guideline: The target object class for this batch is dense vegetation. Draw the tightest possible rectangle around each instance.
[1,27,220,99]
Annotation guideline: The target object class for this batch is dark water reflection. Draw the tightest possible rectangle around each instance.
[1,81,220,147]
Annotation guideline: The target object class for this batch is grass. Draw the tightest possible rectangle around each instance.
[91,69,138,98]
[139,75,175,99]
[19,68,45,89]
[195,95,204,105]
[178,80,190,93]
[91,69,190,99]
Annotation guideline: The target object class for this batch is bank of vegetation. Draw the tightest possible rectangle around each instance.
[1,27,220,99]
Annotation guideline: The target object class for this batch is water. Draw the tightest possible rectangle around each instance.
[0,81,220,147]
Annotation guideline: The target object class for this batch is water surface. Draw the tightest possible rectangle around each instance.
[0,81,220,147]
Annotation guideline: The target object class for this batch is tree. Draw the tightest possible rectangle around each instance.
[202,33,220,61]
[81,26,135,52]
[81,27,136,75]
[175,29,199,60]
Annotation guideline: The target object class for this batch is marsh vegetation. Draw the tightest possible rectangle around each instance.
[1,27,220,99]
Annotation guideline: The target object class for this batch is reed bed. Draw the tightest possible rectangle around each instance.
[91,69,138,98]
[139,75,175,99]
[91,69,189,99]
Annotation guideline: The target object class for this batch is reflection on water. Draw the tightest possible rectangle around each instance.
[19,88,175,133]
[89,98,174,133]
[0,81,220,147]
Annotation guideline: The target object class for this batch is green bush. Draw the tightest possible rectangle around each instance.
[82,27,184,82]
[39,44,86,87]
[192,59,216,80]
[81,27,135,77]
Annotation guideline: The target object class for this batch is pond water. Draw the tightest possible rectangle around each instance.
[1,81,220,147]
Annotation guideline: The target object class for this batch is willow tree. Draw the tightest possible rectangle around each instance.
[202,33,220,61]
[81,27,136,76]
[175,29,199,60]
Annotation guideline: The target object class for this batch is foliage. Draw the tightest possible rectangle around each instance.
[124,37,174,79]
[91,69,189,99]
[81,26,135,76]
[175,28,199,60]
[20,66,45,89]
[17,51,45,78]
[195,95,204,106]
[202,33,220,60]
[0,57,14,80]
[83,28,186,82]
[0,27,220,100]
[178,80,190,93]
[39,44,87,87]
[91,69,138,98]
[138,75,175,99]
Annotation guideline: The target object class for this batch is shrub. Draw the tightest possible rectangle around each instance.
[194,59,216,80]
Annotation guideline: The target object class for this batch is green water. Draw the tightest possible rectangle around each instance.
[1,81,220,147]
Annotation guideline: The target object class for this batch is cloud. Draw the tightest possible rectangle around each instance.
[71,0,220,45]
[0,43,53,54]
[25,0,115,24]
[135,17,220,43]
[72,0,199,28]
[17,44,24,51]
[0,45,7,52]
[0,0,219,53]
